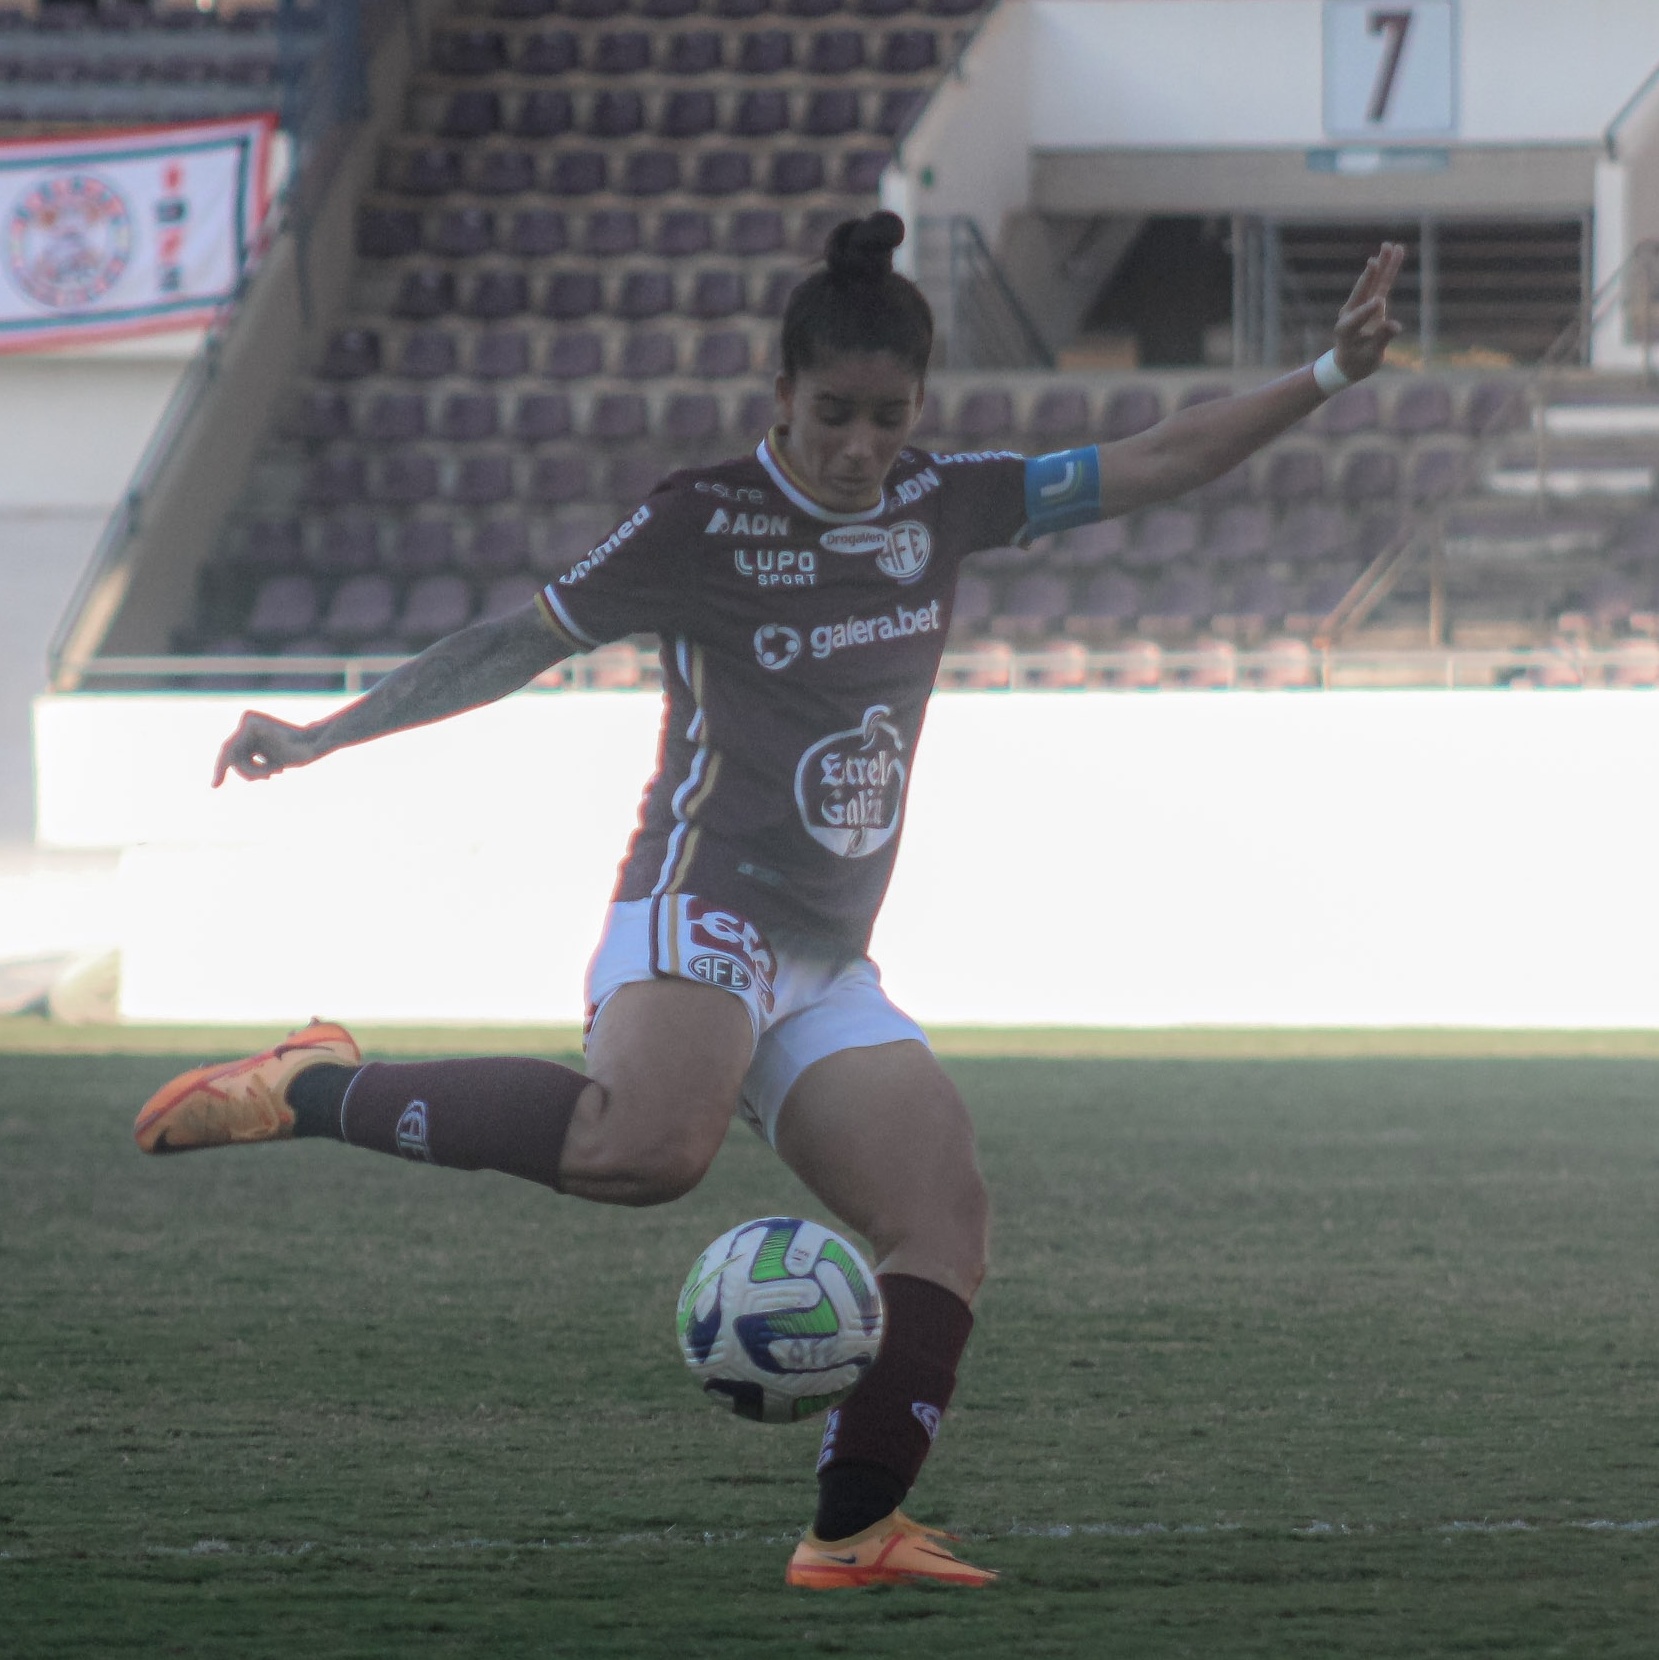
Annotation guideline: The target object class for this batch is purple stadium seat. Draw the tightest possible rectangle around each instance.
[640,0,700,15]
[1067,570,1140,639]
[440,90,500,139]
[550,151,607,196]
[451,452,514,507]
[1317,382,1379,437]
[1221,569,1291,630]
[954,388,1015,445]
[859,0,916,15]
[291,389,351,441]
[694,151,754,195]
[590,90,644,138]
[1205,503,1272,563]
[397,328,457,380]
[1195,462,1251,506]
[400,575,474,642]
[1294,570,1356,622]
[1408,445,1468,504]
[1127,506,1200,567]
[248,575,321,641]
[807,29,865,73]
[738,391,777,436]
[584,212,641,258]
[494,0,557,16]
[479,576,540,623]
[876,87,927,136]
[663,393,722,444]
[393,269,453,320]
[1103,386,1161,441]
[616,271,675,320]
[536,509,616,575]
[950,574,995,635]
[1026,387,1091,448]
[715,0,770,15]
[1264,447,1325,504]
[593,32,651,74]
[1340,446,1400,505]
[666,29,722,73]
[802,88,861,135]
[1141,568,1214,631]
[306,453,366,507]
[788,0,846,15]
[386,519,456,578]
[547,331,605,379]
[463,518,531,575]
[324,575,398,642]
[760,268,805,316]
[433,28,506,75]
[243,519,303,572]
[520,29,579,75]
[311,517,380,575]
[437,391,499,443]
[611,453,666,503]
[621,331,678,379]
[1278,503,1352,563]
[500,209,563,259]
[769,151,826,194]
[993,572,1071,639]
[362,390,426,442]
[880,29,937,72]
[399,146,462,196]
[320,328,380,380]
[513,89,574,138]
[689,269,746,319]
[465,270,528,320]
[527,453,595,505]
[623,151,681,196]
[695,331,752,377]
[661,90,718,138]
[733,89,790,137]
[1464,380,1525,437]
[739,30,793,73]
[1048,517,1128,570]
[657,209,714,256]
[375,451,439,506]
[431,207,495,258]
[565,0,625,18]
[357,209,420,258]
[473,330,530,380]
[512,392,573,442]
[544,270,603,320]
[590,393,651,442]
[1389,379,1454,436]
[474,148,536,196]
[728,209,785,255]
[843,151,890,193]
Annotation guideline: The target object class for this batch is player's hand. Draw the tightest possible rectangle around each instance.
[1332,242,1406,383]
[212,710,326,788]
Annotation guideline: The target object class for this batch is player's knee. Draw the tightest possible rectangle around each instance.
[584,1083,732,1205]
[870,1160,990,1291]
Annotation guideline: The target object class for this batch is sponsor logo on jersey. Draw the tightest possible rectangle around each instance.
[911,1402,943,1442]
[929,449,1022,466]
[557,504,652,586]
[794,705,907,859]
[891,465,941,506]
[706,508,790,537]
[877,521,931,583]
[735,547,816,587]
[687,954,752,991]
[819,526,889,557]
[753,623,803,671]
[394,1100,433,1162]
[695,480,765,503]
[802,598,942,664]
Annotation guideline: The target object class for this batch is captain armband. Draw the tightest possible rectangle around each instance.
[1018,446,1104,543]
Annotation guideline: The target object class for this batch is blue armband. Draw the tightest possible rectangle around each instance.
[1019,446,1103,542]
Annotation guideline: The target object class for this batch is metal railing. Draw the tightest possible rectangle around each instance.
[943,216,1054,371]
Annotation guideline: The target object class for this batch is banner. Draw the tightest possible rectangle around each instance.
[0,116,275,354]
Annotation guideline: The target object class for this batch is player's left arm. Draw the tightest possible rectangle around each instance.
[1093,242,1405,520]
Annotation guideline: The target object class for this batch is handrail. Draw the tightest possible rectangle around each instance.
[948,216,1055,371]
[1606,59,1659,159]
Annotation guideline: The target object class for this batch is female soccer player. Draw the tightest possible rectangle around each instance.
[136,214,1402,1588]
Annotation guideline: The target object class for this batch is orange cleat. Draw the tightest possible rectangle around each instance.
[134,1019,361,1155]
[785,1511,998,1590]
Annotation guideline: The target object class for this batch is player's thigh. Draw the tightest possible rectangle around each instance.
[567,977,755,1192]
[772,1040,989,1303]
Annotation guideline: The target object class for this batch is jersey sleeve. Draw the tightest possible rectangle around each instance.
[934,446,1107,554]
[537,489,682,650]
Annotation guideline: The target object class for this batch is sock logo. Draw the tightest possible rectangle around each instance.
[395,1099,433,1162]
[911,1402,942,1442]
[816,1407,841,1473]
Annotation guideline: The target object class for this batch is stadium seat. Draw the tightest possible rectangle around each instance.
[788,0,848,16]
[803,88,861,135]
[640,0,702,18]
[739,30,793,73]
[393,269,453,320]
[1408,445,1468,504]
[1340,446,1401,505]
[1464,380,1526,437]
[843,150,890,192]
[859,0,918,15]
[689,270,747,319]
[768,151,825,194]
[728,209,785,255]
[473,330,530,380]
[1213,568,1290,636]
[1066,570,1140,640]
[590,90,645,138]
[621,331,679,378]
[528,452,595,504]
[386,519,457,577]
[400,574,474,642]
[551,151,608,195]
[320,328,380,380]
[617,270,675,320]
[544,270,603,321]
[397,328,457,380]
[1204,504,1272,563]
[433,207,495,258]
[1389,379,1454,436]
[357,209,420,258]
[520,30,580,75]
[808,30,865,73]
[475,148,537,195]
[1317,382,1379,437]
[623,151,682,196]
[536,509,616,574]
[1264,447,1325,505]
[452,452,514,507]
[512,392,573,442]
[1048,518,1128,570]
[695,331,752,377]
[243,519,303,572]
[324,575,398,642]
[876,87,928,135]
[464,270,528,321]
[715,0,772,16]
[953,389,1015,445]
[663,393,722,444]
[585,210,642,256]
[593,32,652,75]
[1278,505,1353,564]
[440,90,500,139]
[732,89,790,138]
[1140,568,1214,634]
[432,29,506,76]
[694,151,754,195]
[880,30,937,72]
[311,517,380,575]
[363,391,427,442]
[513,89,574,138]
[612,453,667,503]
[306,453,366,507]
[590,393,650,443]
[291,389,351,442]
[656,209,715,256]
[399,146,462,195]
[547,331,605,379]
[738,390,777,436]
[463,518,531,575]
[1126,507,1200,567]
[1026,387,1092,449]
[375,451,439,506]
[1195,462,1251,506]
[660,89,718,138]
[479,575,541,622]
[992,571,1070,639]
[949,573,995,635]
[565,0,627,17]
[666,29,723,73]
[247,574,320,640]
[760,268,805,316]
[1103,386,1161,441]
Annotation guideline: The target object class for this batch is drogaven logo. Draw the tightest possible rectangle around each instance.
[819,526,888,557]
[7,173,133,309]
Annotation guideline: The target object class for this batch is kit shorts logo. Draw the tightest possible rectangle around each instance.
[7,172,133,310]
[753,622,802,671]
[394,1100,433,1162]
[687,954,752,991]
[877,521,932,584]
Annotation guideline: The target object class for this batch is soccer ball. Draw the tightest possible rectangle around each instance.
[676,1217,884,1424]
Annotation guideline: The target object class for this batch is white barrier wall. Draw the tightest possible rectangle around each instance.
[31,689,1659,1027]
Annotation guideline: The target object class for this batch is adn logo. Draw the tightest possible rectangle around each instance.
[688,954,752,991]
[753,622,802,670]
[395,1100,433,1163]
[819,525,889,557]
[877,521,931,584]
[706,508,789,536]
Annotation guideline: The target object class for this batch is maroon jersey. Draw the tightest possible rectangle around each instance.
[536,434,1036,949]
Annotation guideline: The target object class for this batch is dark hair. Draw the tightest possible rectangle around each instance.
[779,211,934,381]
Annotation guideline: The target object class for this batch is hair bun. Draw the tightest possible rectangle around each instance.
[825,211,905,283]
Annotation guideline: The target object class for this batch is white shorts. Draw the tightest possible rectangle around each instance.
[584,893,928,1147]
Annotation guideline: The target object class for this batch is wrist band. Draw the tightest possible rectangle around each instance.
[1312,349,1351,398]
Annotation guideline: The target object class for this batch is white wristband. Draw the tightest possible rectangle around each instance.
[1312,349,1351,398]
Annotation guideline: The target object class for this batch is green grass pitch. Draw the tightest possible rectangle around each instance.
[4,1029,1659,1657]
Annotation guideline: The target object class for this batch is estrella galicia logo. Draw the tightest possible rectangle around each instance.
[876,521,931,584]
[1023,445,1103,536]
[7,172,132,309]
[687,954,753,991]
[394,1099,433,1162]
[753,622,802,671]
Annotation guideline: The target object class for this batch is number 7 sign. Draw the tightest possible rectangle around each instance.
[1324,0,1457,139]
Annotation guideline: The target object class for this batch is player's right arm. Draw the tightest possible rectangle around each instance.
[212,601,570,786]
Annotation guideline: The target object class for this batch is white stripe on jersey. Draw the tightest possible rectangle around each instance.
[756,436,887,525]
[656,638,711,894]
[541,581,602,649]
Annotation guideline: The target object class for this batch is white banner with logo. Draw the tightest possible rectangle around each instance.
[0,116,275,354]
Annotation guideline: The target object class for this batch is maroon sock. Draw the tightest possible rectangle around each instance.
[338,1058,591,1192]
[814,1273,974,1532]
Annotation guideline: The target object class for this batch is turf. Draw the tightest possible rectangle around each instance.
[4,1043,1659,1656]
